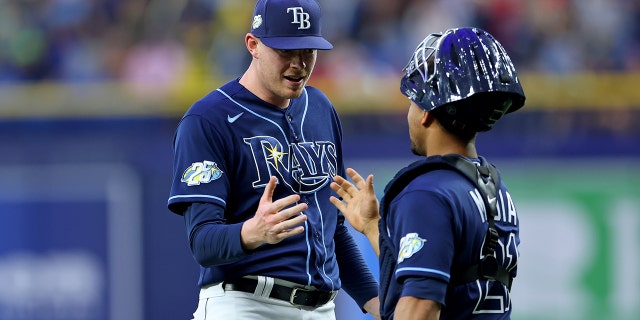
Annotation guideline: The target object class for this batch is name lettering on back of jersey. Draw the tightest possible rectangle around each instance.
[181,161,223,186]
[470,187,520,284]
[462,187,520,316]
[398,233,426,263]
[243,136,338,193]
[496,191,517,225]
[469,189,518,226]
[470,189,487,223]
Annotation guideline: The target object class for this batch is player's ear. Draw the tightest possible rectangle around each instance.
[246,33,260,57]
[422,110,435,127]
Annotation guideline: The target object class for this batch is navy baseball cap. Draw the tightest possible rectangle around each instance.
[251,0,333,50]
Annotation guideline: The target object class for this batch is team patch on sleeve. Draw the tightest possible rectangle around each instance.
[181,161,223,186]
[398,232,426,263]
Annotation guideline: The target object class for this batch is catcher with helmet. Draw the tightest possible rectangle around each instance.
[330,27,525,320]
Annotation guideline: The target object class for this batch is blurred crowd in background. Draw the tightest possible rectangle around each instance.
[1,0,639,85]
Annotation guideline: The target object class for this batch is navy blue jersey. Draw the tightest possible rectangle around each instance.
[168,79,378,307]
[378,156,519,319]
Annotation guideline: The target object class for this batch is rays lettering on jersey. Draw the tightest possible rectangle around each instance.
[244,136,338,193]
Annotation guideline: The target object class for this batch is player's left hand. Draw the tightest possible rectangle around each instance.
[241,176,308,250]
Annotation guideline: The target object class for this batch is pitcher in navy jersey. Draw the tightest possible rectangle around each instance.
[168,0,379,319]
[330,27,526,320]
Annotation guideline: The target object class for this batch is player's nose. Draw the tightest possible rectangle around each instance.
[290,52,306,69]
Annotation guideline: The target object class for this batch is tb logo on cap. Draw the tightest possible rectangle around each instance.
[287,7,311,30]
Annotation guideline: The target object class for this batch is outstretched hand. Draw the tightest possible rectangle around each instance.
[330,168,381,255]
[241,176,308,250]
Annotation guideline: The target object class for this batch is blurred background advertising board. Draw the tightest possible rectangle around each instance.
[0,164,143,320]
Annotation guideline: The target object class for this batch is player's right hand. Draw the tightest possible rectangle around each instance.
[330,168,380,235]
[240,176,308,250]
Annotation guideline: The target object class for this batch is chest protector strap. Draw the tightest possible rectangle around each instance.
[443,155,513,290]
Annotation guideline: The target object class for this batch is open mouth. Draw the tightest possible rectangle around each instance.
[284,75,305,83]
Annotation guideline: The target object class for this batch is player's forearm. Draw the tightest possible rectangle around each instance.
[184,203,249,266]
[363,297,381,320]
[189,221,248,266]
[363,218,380,257]
[394,296,440,320]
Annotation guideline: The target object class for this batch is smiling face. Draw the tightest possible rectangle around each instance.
[250,36,317,107]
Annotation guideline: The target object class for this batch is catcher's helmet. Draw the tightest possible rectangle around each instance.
[400,27,525,133]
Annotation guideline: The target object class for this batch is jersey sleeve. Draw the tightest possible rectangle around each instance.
[389,189,455,304]
[170,114,249,266]
[184,202,249,267]
[168,114,231,214]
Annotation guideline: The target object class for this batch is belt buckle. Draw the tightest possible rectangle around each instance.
[289,287,307,307]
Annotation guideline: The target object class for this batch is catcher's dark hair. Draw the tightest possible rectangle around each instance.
[432,91,523,140]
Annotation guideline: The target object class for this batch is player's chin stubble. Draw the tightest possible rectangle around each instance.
[410,144,423,157]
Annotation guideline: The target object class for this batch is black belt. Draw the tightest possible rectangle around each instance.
[223,278,338,308]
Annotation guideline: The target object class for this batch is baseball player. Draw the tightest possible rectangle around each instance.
[168,0,379,319]
[330,27,525,320]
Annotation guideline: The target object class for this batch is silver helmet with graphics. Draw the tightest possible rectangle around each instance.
[400,27,526,134]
